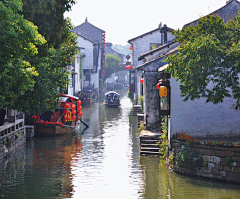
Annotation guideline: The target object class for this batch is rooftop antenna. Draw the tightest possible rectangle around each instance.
[85,17,88,22]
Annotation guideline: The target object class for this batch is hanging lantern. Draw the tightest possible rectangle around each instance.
[129,46,133,50]
[32,115,37,120]
[66,110,71,114]
[159,86,167,97]
[72,110,76,115]
[156,83,160,89]
[65,103,70,109]
[140,78,144,84]
[77,100,81,105]
[125,65,132,70]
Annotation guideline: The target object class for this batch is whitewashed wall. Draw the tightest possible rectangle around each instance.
[130,30,161,98]
[77,37,94,70]
[170,78,240,138]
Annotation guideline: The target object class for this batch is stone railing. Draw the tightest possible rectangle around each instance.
[167,140,240,183]
[0,113,25,160]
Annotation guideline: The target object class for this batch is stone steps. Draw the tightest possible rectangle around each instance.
[133,105,142,116]
[139,130,163,155]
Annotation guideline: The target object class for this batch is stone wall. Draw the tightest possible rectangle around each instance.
[167,140,240,183]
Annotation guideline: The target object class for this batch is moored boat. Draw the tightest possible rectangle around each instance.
[77,88,97,105]
[104,91,120,108]
[33,94,83,136]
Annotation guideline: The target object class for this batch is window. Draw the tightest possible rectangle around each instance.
[150,43,161,50]
[161,31,167,45]
[85,73,90,81]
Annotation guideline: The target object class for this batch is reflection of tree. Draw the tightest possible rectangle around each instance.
[31,135,82,198]
[0,146,26,198]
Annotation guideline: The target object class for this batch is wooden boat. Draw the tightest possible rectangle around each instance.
[104,91,120,108]
[33,94,83,137]
[77,88,97,105]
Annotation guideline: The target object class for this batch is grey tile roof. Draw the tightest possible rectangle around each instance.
[183,0,240,28]
[74,20,105,33]
[71,31,98,44]
[136,46,179,70]
[138,41,176,61]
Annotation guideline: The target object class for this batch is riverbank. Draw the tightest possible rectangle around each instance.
[167,138,240,184]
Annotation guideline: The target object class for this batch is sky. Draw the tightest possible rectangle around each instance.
[64,0,228,45]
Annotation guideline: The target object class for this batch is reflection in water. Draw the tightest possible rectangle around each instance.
[1,88,240,199]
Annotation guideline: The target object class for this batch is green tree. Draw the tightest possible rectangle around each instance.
[14,21,78,115]
[104,54,122,82]
[11,0,79,115]
[166,13,240,110]
[113,43,131,55]
[0,0,46,110]
[21,0,76,49]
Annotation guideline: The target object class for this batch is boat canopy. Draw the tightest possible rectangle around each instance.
[105,91,120,97]
[60,94,79,101]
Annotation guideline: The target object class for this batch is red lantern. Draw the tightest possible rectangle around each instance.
[125,65,132,70]
[72,110,76,115]
[66,110,70,114]
[72,116,76,120]
[156,83,160,89]
[140,78,144,84]
[32,115,37,120]
[65,103,70,109]
[77,100,81,105]
[129,46,133,50]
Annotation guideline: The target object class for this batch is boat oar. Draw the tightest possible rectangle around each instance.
[79,118,89,130]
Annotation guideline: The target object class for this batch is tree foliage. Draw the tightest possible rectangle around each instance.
[0,0,78,115]
[21,0,76,48]
[0,0,46,109]
[14,19,78,115]
[104,54,121,82]
[166,13,240,110]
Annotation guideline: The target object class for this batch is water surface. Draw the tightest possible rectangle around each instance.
[1,88,240,199]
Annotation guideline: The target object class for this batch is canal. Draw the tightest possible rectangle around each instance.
[1,88,240,199]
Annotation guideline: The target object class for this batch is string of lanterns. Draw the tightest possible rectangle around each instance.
[102,32,106,78]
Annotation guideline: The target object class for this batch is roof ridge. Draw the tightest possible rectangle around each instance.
[74,20,105,33]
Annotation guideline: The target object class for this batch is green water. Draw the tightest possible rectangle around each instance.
[1,88,240,199]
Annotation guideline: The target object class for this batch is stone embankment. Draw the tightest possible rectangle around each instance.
[0,113,26,160]
[167,140,240,183]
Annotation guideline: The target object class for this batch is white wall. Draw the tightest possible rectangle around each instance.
[130,30,161,98]
[74,49,81,94]
[77,37,94,70]
[170,78,240,138]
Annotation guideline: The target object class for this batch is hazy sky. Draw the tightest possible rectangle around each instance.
[64,0,227,45]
